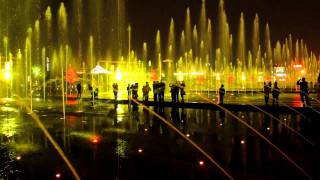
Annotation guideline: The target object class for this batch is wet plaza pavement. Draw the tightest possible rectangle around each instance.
[1,92,320,179]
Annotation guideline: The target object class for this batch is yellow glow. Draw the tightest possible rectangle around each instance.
[0,106,19,112]
[4,61,12,81]
[241,73,246,81]
[177,71,183,81]
[5,61,11,70]
[116,68,122,80]
[216,73,221,81]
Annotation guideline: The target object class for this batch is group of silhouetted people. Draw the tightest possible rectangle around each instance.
[73,74,319,108]
[153,81,166,102]
[169,81,186,103]
[263,81,280,106]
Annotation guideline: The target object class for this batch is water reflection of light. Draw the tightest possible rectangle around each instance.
[14,143,40,154]
[0,106,19,112]
[71,132,102,144]
[67,115,78,127]
[66,99,77,105]
[55,173,61,179]
[90,135,101,144]
[116,139,128,158]
[199,160,204,166]
[0,117,19,137]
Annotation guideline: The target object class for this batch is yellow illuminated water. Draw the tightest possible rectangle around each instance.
[5,97,81,180]
[130,98,234,180]
[197,93,313,180]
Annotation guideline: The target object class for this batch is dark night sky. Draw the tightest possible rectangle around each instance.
[126,0,320,54]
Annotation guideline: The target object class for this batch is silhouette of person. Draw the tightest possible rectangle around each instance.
[113,83,118,100]
[94,88,99,99]
[317,73,320,99]
[88,84,93,99]
[142,82,151,102]
[132,83,138,99]
[153,81,158,102]
[76,83,82,98]
[297,77,310,107]
[264,82,271,105]
[272,81,280,106]
[219,84,225,104]
[159,81,165,102]
[180,81,186,102]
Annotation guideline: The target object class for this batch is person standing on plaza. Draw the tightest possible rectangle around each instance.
[170,83,176,103]
[76,83,82,98]
[159,81,165,102]
[317,73,320,99]
[272,81,280,106]
[142,82,151,102]
[132,83,139,99]
[127,84,131,100]
[174,81,180,102]
[219,84,225,104]
[180,81,186,102]
[297,77,311,107]
[264,82,271,105]
[153,81,158,102]
[113,83,118,100]
[88,84,93,99]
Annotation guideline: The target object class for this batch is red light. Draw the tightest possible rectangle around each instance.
[90,135,101,144]
[55,173,61,179]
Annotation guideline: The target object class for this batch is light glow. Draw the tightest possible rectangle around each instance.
[199,160,205,166]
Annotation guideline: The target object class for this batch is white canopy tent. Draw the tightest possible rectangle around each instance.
[91,65,111,75]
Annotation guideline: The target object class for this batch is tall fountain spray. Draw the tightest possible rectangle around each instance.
[1,0,320,98]
[72,0,83,67]
[166,18,176,83]
[155,30,162,80]
[252,14,260,67]
[264,23,272,76]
